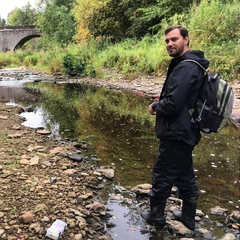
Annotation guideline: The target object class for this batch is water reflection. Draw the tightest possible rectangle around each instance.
[2,80,239,239]
[23,82,239,208]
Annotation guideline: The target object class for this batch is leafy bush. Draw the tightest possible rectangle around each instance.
[189,0,239,46]
[188,0,239,79]
[23,54,38,66]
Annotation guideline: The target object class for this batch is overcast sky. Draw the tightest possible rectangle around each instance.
[0,0,37,20]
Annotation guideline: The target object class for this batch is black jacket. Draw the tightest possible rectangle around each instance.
[153,50,209,146]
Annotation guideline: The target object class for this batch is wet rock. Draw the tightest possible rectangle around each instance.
[36,128,51,135]
[219,233,236,240]
[227,210,240,222]
[131,183,151,195]
[68,153,84,162]
[109,194,124,202]
[196,228,212,239]
[25,105,34,112]
[98,236,111,240]
[96,167,114,179]
[196,209,205,217]
[225,210,240,230]
[211,206,228,215]
[78,192,93,200]
[85,201,107,215]
[167,220,193,236]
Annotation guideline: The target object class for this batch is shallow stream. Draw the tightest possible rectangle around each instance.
[0,70,239,239]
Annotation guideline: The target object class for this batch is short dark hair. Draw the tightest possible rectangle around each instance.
[165,25,189,46]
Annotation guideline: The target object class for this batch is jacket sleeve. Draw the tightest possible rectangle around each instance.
[154,64,200,117]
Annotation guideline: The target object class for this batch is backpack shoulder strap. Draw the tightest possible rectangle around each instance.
[181,60,208,121]
[182,59,208,74]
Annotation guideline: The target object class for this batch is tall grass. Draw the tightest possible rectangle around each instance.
[0,0,239,81]
[188,0,240,80]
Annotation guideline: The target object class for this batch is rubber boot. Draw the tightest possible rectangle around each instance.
[140,197,166,226]
[172,196,198,230]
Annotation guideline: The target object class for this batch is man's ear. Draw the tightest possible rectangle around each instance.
[184,36,189,46]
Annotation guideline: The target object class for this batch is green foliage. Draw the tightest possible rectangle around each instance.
[189,0,239,45]
[74,0,196,40]
[0,18,6,27]
[74,0,128,42]
[188,0,240,79]
[23,54,38,66]
[36,0,76,45]
[62,43,98,77]
[126,0,195,36]
[62,53,86,76]
[8,3,38,25]
[96,36,169,76]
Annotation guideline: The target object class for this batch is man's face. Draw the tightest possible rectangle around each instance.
[165,28,189,58]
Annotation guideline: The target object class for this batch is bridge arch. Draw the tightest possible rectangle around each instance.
[14,33,41,50]
[0,26,42,52]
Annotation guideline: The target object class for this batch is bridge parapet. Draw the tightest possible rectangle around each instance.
[0,25,36,30]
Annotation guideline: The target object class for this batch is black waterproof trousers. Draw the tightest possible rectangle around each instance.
[149,139,199,200]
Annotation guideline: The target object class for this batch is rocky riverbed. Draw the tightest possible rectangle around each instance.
[0,68,239,240]
[0,104,114,240]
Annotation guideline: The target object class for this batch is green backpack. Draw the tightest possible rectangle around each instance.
[183,59,234,133]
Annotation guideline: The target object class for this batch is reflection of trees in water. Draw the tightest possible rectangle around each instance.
[0,86,41,104]
[15,81,240,216]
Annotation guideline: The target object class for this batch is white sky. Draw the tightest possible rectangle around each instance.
[0,0,37,20]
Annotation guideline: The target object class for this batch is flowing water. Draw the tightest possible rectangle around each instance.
[0,72,239,239]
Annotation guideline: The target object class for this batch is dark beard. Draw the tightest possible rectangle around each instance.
[168,45,185,58]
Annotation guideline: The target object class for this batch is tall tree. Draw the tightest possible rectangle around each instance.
[74,0,132,42]
[8,3,38,26]
[126,0,196,36]
[0,18,6,27]
[74,0,197,42]
[36,0,76,45]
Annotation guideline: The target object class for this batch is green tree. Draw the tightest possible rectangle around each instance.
[0,18,6,27]
[36,0,76,46]
[74,0,198,42]
[8,3,38,26]
[126,0,197,36]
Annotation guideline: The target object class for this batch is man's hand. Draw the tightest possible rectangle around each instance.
[148,104,156,115]
[151,93,160,101]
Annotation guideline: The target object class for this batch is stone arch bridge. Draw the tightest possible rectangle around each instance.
[0,25,41,52]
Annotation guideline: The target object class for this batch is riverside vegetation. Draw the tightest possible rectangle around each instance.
[0,0,239,83]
